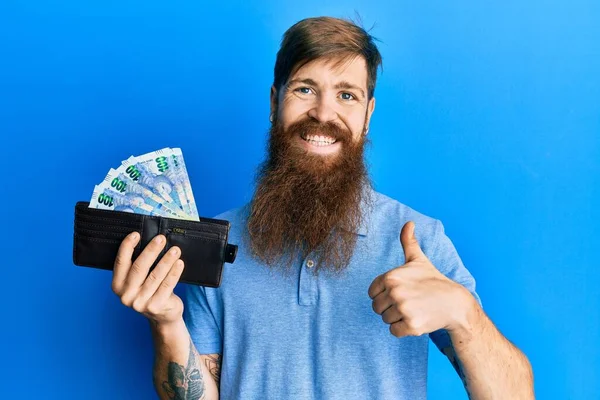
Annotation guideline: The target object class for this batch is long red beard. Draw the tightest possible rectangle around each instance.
[247,118,371,274]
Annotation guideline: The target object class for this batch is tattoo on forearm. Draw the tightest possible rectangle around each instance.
[443,346,472,399]
[161,340,205,399]
[204,354,222,388]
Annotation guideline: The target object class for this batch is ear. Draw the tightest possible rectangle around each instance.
[270,85,278,120]
[365,96,376,132]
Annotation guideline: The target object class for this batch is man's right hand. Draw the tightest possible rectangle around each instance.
[112,232,185,326]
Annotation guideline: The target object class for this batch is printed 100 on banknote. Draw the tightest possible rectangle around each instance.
[89,147,199,221]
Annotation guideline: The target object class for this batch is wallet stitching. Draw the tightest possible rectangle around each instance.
[183,234,222,241]
[76,214,141,226]
[77,205,141,218]
[168,235,222,243]
[167,220,227,231]
[76,227,130,237]
[74,234,124,244]
[76,223,139,232]
[167,231,222,241]
[76,208,141,220]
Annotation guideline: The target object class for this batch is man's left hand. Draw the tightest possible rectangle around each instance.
[368,221,474,338]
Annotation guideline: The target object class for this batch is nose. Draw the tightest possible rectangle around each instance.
[307,95,337,123]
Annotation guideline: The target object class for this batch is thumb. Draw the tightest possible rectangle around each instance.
[400,221,425,262]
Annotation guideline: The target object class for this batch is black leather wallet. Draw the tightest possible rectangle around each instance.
[73,201,238,287]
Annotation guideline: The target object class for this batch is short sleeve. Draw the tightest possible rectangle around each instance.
[426,219,482,352]
[183,284,223,355]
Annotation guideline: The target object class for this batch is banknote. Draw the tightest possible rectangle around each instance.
[104,168,189,219]
[89,185,172,217]
[88,148,200,221]
[121,149,189,214]
[170,148,199,219]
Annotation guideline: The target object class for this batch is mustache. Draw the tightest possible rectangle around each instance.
[283,118,353,143]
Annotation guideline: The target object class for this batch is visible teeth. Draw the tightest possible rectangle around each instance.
[302,134,336,145]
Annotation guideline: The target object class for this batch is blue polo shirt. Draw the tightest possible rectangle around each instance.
[183,189,480,399]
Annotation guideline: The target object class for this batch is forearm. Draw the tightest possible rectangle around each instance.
[449,294,534,400]
[150,318,219,400]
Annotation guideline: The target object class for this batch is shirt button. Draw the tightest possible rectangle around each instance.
[306,260,315,268]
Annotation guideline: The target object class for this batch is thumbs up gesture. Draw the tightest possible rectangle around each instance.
[368,221,473,338]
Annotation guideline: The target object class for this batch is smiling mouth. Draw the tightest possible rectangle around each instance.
[300,133,338,147]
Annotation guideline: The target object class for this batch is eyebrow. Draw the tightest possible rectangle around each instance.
[334,81,366,98]
[287,78,366,98]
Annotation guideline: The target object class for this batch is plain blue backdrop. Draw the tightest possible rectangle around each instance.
[1,1,598,399]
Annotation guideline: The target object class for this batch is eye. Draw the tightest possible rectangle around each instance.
[295,87,313,95]
[340,92,355,101]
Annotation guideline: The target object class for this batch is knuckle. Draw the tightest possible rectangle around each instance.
[111,281,121,295]
[394,304,407,319]
[160,275,177,291]
[113,254,123,268]
[382,274,395,287]
[411,319,426,336]
[160,278,174,292]
[403,316,420,335]
[160,252,176,265]
[396,301,408,315]
[146,302,161,316]
[115,248,129,264]
[130,261,145,275]
[120,293,134,308]
[388,287,401,300]
[131,298,146,313]
[407,325,422,336]
[404,328,417,337]
[146,270,159,284]
[405,316,417,329]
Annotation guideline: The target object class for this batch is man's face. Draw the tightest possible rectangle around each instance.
[270,56,376,160]
[248,55,376,273]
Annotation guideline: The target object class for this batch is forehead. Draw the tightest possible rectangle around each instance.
[288,56,368,88]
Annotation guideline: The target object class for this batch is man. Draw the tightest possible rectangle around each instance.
[112,17,534,399]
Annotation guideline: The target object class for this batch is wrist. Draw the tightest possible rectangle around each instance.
[446,285,480,338]
[149,317,187,338]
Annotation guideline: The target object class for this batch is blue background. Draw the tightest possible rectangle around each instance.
[1,1,598,399]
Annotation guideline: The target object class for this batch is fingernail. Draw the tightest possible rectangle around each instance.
[170,247,179,255]
[155,235,165,244]
[130,232,139,241]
